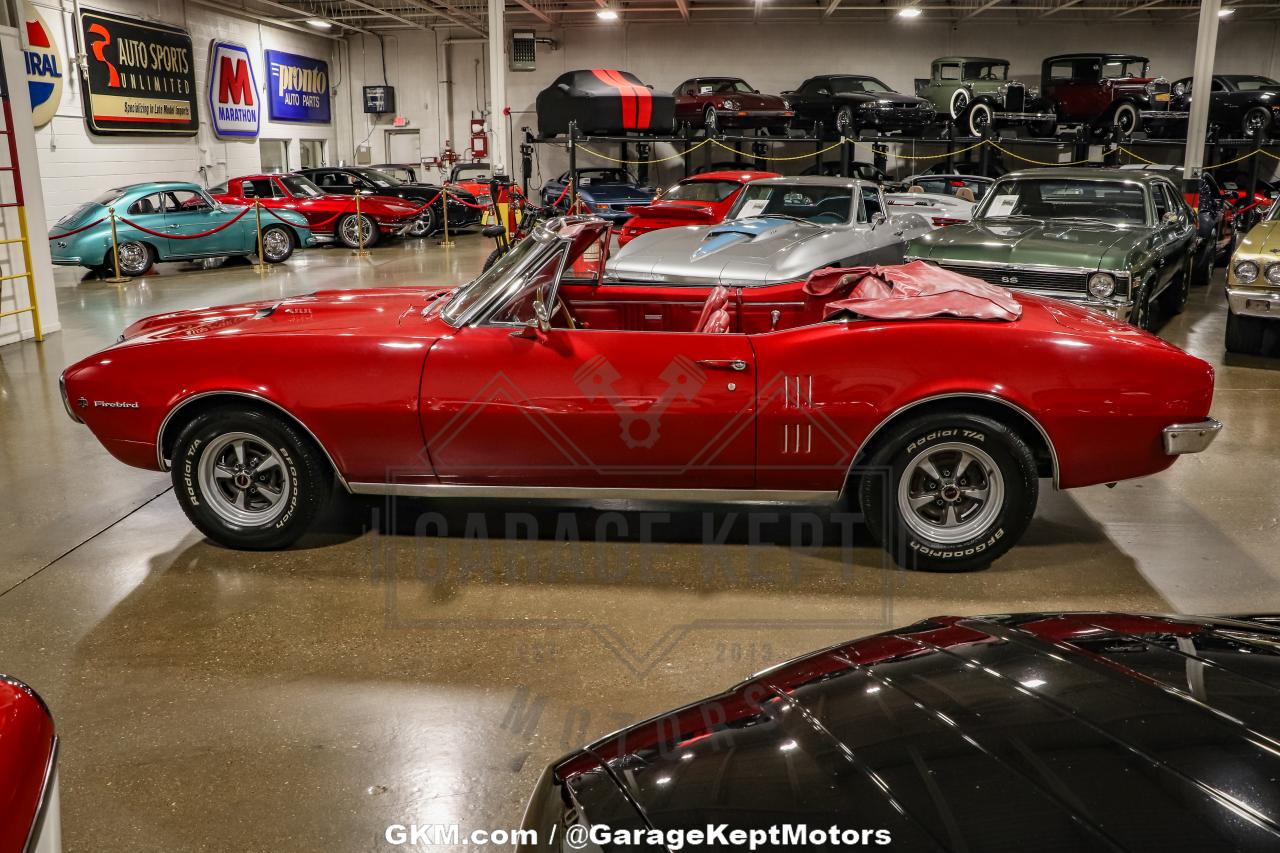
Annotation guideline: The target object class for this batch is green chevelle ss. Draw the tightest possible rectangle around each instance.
[907,168,1209,329]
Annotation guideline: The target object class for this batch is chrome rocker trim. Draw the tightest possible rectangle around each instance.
[1162,418,1222,455]
[348,483,838,504]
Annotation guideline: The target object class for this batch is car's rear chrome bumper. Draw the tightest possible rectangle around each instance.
[1163,418,1222,455]
[1227,286,1280,320]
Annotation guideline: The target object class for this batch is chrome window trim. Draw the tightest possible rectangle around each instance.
[155,390,351,493]
[479,244,571,329]
[839,391,1061,494]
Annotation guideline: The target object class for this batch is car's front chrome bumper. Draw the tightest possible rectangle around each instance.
[995,110,1056,122]
[58,372,82,424]
[1227,286,1280,320]
[1163,418,1222,455]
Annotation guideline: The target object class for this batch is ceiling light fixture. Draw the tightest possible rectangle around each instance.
[596,6,619,19]
[897,5,922,18]
[306,18,334,29]
[1218,7,1235,16]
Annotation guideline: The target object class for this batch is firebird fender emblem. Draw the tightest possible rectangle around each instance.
[573,354,706,449]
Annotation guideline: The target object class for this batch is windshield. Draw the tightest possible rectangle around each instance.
[280,176,325,198]
[441,236,549,325]
[356,168,403,188]
[830,76,892,94]
[909,176,991,200]
[965,62,1008,81]
[664,180,741,202]
[695,79,753,94]
[1102,58,1148,79]
[454,165,492,182]
[729,183,854,224]
[573,169,635,186]
[1231,76,1279,92]
[977,178,1150,226]
[90,188,126,207]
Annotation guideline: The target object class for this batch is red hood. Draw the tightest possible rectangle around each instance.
[120,287,455,342]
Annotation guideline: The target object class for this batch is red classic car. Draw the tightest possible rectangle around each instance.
[60,218,1219,572]
[1041,53,1187,137]
[0,675,59,853]
[210,174,424,249]
[447,162,494,208]
[674,77,795,134]
[616,169,780,246]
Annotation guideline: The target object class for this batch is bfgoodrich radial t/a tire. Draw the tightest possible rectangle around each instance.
[858,413,1038,572]
[171,407,333,549]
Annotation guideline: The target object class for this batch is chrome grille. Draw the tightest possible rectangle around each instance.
[936,262,1088,293]
[1004,84,1026,113]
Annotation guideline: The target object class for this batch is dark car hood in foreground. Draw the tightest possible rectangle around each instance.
[911,218,1147,269]
[531,613,1280,851]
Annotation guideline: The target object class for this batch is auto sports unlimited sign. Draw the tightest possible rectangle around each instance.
[23,2,64,128]
[265,50,330,124]
[208,40,259,138]
[79,8,198,135]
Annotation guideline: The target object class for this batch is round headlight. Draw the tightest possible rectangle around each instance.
[1087,272,1116,299]
[1144,82,1157,95]
[1266,262,1280,286]
[1235,260,1260,283]
[1173,82,1187,96]
[722,99,737,110]
[782,99,791,110]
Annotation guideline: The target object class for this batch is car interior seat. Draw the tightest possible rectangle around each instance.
[694,285,732,333]
[908,185,926,193]
[956,187,976,202]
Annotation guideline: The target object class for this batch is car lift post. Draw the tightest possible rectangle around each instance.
[979,127,993,177]
[753,140,767,172]
[813,123,825,174]
[636,144,650,186]
[1072,126,1090,169]
[943,122,955,174]
[1247,125,1266,222]
[839,134,851,178]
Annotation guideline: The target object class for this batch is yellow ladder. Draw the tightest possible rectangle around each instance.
[0,81,40,341]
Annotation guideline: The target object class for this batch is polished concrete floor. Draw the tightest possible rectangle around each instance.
[0,235,1277,850]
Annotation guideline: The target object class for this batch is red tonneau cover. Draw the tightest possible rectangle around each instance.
[805,260,1022,321]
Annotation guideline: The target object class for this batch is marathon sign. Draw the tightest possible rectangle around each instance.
[23,2,64,128]
[265,49,331,124]
[79,8,198,136]
[207,40,259,138]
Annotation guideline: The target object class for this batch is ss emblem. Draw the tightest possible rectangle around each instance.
[1000,275,1019,285]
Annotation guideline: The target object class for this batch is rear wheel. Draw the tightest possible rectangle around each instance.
[171,407,333,549]
[1244,107,1271,138]
[964,102,994,137]
[858,413,1038,572]
[337,213,380,248]
[408,205,438,237]
[113,241,154,276]
[949,88,970,120]
[258,225,294,263]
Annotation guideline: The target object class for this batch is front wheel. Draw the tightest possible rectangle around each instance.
[258,225,294,264]
[834,106,854,137]
[1158,260,1190,316]
[112,241,154,276]
[857,413,1038,572]
[1110,102,1140,136]
[1225,309,1272,355]
[482,246,502,272]
[171,408,333,549]
[703,106,718,135]
[337,213,380,248]
[1190,238,1214,287]
[1243,107,1271,138]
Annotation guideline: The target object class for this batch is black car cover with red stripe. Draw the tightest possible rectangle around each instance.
[536,69,676,137]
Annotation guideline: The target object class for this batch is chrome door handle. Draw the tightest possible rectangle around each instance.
[696,359,747,371]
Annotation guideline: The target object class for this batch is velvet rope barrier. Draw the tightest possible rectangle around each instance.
[118,205,252,239]
[48,217,107,239]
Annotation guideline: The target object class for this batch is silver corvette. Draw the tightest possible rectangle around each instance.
[605,175,932,286]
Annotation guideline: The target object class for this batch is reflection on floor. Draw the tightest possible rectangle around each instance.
[0,232,1276,850]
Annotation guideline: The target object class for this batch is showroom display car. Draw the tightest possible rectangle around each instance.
[446,162,494,207]
[785,74,935,137]
[49,182,315,276]
[210,174,425,249]
[907,168,1201,328]
[61,216,1218,572]
[1225,200,1280,355]
[1,675,59,853]
[540,168,655,222]
[520,612,1280,852]
[892,172,994,200]
[884,188,975,228]
[535,69,676,138]
[915,56,1057,137]
[1041,53,1187,138]
[608,176,931,286]
[1171,74,1280,138]
[295,166,479,235]
[672,76,794,134]
[616,169,779,246]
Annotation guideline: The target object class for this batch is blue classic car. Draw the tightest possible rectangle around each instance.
[48,182,316,276]
[539,168,655,222]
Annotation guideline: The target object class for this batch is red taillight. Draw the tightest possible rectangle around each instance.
[932,216,965,227]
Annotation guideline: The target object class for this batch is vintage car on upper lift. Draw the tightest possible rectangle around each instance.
[617,169,780,246]
[784,74,935,138]
[608,175,931,286]
[1042,53,1188,138]
[519,612,1280,852]
[907,168,1207,329]
[61,216,1218,573]
[1171,74,1280,139]
[1,674,60,853]
[296,166,479,235]
[672,76,794,135]
[210,174,425,249]
[1226,200,1280,355]
[49,182,315,277]
[536,69,676,137]
[540,168,656,223]
[915,56,1058,137]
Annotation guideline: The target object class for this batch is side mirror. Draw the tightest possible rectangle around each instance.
[870,212,887,228]
[532,297,552,333]
[1162,211,1181,224]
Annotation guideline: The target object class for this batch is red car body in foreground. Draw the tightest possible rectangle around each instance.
[617,170,780,246]
[60,218,1218,571]
[0,676,59,853]
[210,174,423,249]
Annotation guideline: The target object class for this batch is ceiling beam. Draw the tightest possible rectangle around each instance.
[1114,0,1164,17]
[244,0,376,34]
[195,0,346,36]
[1041,0,1082,15]
[399,0,489,35]
[963,0,1003,18]
[513,0,556,24]
[675,0,690,19]
[823,0,843,17]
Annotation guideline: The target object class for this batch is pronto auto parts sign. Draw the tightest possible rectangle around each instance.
[265,49,331,124]
[208,40,258,138]
[79,8,198,136]
[23,2,63,128]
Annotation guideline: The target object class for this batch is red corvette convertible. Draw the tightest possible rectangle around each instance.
[617,170,780,246]
[210,174,424,249]
[60,217,1219,571]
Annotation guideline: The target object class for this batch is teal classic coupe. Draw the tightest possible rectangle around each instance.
[906,168,1206,329]
[49,182,316,276]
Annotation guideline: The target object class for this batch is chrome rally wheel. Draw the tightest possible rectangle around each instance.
[115,241,153,276]
[197,431,293,528]
[897,442,1004,545]
[260,226,294,263]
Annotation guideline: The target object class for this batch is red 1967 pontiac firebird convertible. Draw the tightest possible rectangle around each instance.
[59,217,1220,571]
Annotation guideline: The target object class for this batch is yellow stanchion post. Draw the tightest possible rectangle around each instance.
[102,207,131,285]
[251,199,268,272]
[438,189,454,248]
[352,191,371,257]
